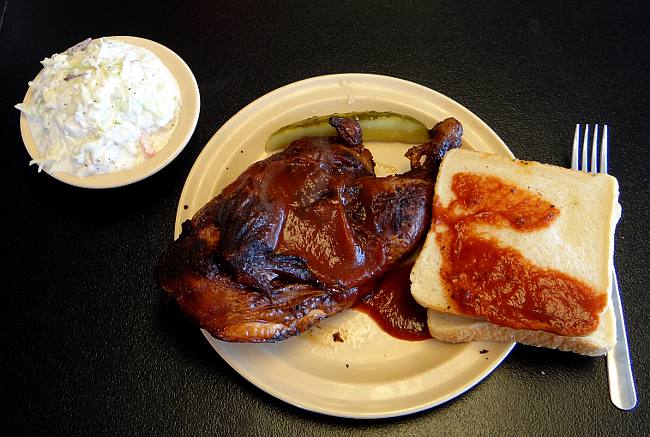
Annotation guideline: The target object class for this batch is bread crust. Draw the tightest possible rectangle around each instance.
[427,305,615,356]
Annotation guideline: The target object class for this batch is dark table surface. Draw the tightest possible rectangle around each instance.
[2,1,648,435]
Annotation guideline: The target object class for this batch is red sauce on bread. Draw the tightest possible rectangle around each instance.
[357,262,432,341]
[435,172,606,337]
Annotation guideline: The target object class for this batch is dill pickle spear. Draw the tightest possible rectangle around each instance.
[265,111,430,153]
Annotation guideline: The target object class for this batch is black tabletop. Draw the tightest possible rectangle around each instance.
[2,1,648,435]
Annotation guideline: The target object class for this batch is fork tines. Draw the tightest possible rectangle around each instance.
[572,124,608,173]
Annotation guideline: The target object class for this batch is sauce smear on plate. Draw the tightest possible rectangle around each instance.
[357,262,432,341]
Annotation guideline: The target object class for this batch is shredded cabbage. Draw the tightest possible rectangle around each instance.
[16,37,181,176]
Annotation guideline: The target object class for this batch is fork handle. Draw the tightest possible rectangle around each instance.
[607,271,637,410]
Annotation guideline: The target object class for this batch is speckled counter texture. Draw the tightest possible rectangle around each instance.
[1,1,648,435]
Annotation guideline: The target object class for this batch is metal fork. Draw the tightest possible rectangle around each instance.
[572,124,637,410]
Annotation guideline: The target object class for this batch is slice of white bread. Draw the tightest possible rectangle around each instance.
[411,148,621,356]
[425,309,616,356]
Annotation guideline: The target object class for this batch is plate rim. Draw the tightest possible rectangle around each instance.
[175,73,516,418]
[202,328,515,419]
[18,35,200,189]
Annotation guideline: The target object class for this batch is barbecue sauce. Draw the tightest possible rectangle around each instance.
[436,172,606,337]
[269,138,411,290]
[357,262,432,341]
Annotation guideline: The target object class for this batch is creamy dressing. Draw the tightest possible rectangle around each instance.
[16,37,181,176]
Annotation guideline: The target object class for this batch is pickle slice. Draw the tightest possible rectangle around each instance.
[265,111,430,153]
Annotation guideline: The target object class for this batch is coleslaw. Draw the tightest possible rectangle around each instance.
[16,37,181,176]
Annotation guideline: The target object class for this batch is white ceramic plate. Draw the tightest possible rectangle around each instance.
[18,36,200,189]
[175,74,515,418]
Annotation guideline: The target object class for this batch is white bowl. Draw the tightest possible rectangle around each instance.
[18,36,200,189]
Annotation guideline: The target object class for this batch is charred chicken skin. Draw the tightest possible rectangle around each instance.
[155,117,463,342]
